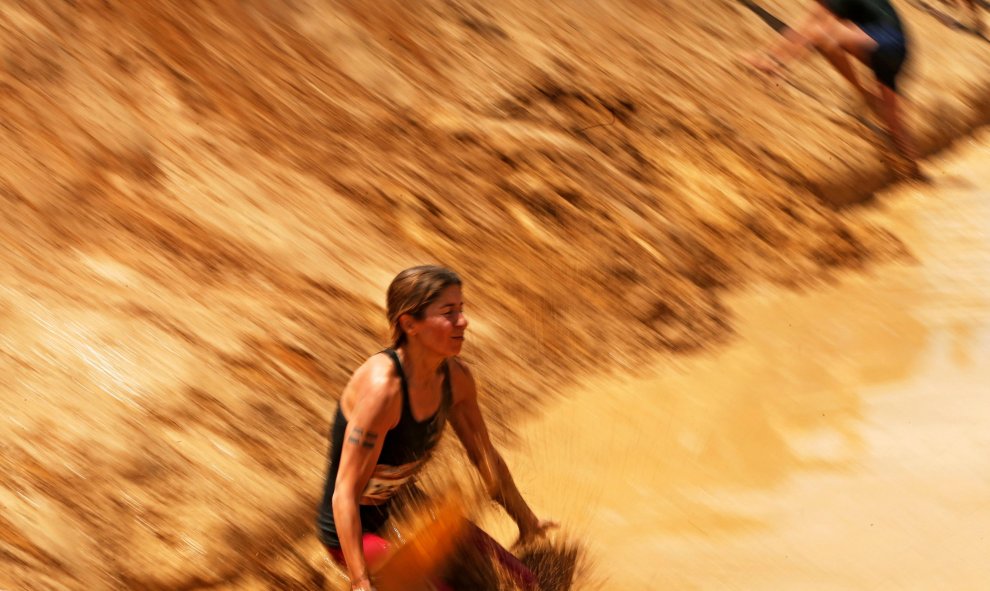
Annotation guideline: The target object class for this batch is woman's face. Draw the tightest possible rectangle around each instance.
[405,285,468,357]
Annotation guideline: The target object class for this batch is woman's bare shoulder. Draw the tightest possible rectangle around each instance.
[446,356,477,403]
[341,353,403,423]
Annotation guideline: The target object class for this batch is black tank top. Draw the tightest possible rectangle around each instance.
[316,349,453,548]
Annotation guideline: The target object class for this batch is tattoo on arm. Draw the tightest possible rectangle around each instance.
[347,427,380,449]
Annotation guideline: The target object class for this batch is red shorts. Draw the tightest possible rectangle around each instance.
[325,524,537,590]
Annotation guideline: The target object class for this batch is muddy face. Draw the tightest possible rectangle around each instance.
[405,285,469,358]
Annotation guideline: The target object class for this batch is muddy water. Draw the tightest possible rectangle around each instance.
[496,132,990,589]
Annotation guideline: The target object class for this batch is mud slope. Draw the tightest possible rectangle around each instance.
[1,1,988,589]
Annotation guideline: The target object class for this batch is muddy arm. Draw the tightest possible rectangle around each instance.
[447,358,543,537]
[331,363,401,590]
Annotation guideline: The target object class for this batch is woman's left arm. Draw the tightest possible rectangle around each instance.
[447,358,556,545]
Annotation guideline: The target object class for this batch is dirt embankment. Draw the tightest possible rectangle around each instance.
[1,1,988,589]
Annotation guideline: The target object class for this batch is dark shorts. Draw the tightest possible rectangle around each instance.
[861,24,908,92]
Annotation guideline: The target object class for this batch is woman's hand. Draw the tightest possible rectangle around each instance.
[515,517,559,548]
[351,574,377,591]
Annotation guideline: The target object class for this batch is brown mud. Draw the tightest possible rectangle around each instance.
[501,130,990,589]
[1,1,989,589]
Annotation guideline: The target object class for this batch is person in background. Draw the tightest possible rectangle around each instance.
[749,0,924,179]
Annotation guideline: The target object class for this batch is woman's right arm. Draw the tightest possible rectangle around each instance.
[331,364,399,591]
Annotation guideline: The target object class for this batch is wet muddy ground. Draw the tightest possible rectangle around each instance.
[501,131,990,589]
[2,1,990,589]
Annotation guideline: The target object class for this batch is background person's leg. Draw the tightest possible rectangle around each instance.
[856,24,920,176]
[878,85,923,177]
[805,20,880,106]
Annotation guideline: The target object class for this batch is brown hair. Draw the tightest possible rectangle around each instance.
[386,265,462,349]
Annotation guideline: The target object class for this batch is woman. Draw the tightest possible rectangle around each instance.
[748,0,923,178]
[316,265,554,591]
